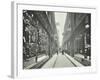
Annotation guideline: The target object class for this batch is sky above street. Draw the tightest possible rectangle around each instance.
[55,12,67,47]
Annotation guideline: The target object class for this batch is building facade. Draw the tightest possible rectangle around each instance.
[62,12,91,59]
[23,10,59,64]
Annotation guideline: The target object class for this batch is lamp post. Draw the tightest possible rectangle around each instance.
[84,24,90,59]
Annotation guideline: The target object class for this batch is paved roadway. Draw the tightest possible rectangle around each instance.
[42,53,75,68]
[54,53,74,67]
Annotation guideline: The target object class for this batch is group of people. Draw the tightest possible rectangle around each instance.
[56,50,65,55]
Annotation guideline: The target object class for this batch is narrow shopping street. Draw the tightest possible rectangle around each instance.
[23,10,91,69]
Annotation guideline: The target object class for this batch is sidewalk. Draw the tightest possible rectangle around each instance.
[24,55,49,69]
[74,53,91,66]
[64,53,84,67]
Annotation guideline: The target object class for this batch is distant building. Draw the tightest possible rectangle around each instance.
[47,12,59,55]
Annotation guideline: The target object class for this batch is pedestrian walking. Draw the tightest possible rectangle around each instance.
[57,50,58,55]
[62,50,64,55]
